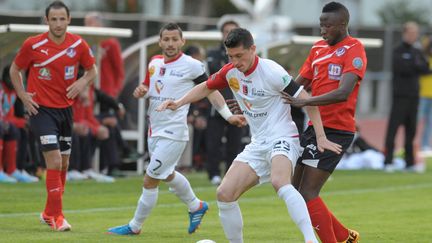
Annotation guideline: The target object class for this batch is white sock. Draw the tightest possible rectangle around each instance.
[217,201,243,243]
[166,171,201,212]
[129,187,158,232]
[277,184,318,243]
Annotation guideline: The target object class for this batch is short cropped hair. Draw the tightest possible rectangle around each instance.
[45,0,70,18]
[224,28,254,49]
[322,1,350,24]
[159,23,183,38]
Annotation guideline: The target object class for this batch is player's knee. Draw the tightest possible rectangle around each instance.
[216,185,236,202]
[270,177,290,191]
[143,175,160,189]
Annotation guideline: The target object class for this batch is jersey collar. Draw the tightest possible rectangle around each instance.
[164,52,183,64]
[244,55,259,76]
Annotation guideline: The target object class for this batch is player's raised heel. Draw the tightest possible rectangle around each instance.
[107,224,140,235]
[188,201,209,234]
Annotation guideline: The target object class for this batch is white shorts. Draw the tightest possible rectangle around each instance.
[146,136,187,179]
[234,137,300,184]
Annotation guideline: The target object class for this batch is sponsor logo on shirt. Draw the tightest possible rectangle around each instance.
[159,67,166,76]
[40,135,57,145]
[252,88,265,97]
[352,57,363,70]
[228,77,240,92]
[328,63,342,80]
[66,47,76,58]
[336,47,346,56]
[155,80,164,94]
[241,78,252,83]
[149,66,155,77]
[38,68,51,80]
[242,84,248,95]
[64,66,75,80]
[40,49,49,55]
[169,70,184,77]
[282,75,291,84]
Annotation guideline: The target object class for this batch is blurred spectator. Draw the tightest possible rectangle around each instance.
[205,20,244,185]
[418,35,432,151]
[0,65,38,183]
[182,45,209,170]
[384,21,430,172]
[85,12,137,175]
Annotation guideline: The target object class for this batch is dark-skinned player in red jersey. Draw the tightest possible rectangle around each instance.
[281,2,366,243]
[9,0,97,232]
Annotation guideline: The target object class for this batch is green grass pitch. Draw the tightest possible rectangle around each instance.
[1,160,432,242]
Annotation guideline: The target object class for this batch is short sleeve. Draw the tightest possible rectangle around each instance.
[14,38,33,70]
[299,47,314,80]
[342,42,367,79]
[206,63,233,90]
[79,39,95,69]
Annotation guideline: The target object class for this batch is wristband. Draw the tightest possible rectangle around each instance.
[217,104,233,121]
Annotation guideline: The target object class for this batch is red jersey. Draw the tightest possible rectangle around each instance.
[99,38,124,98]
[14,32,95,108]
[299,36,367,132]
[72,85,101,135]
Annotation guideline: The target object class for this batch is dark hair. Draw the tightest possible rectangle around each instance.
[184,45,201,56]
[220,20,239,32]
[224,28,254,49]
[159,22,183,38]
[322,1,349,24]
[45,0,70,18]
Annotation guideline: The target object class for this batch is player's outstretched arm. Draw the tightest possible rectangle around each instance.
[207,91,247,127]
[298,90,342,154]
[9,62,39,115]
[157,82,213,111]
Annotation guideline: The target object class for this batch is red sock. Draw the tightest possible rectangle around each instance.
[330,212,349,242]
[3,140,17,174]
[307,197,337,243]
[44,169,63,218]
[60,170,67,193]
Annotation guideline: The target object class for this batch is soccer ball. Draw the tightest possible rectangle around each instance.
[196,240,216,243]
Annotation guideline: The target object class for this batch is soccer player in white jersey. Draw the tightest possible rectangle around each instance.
[157,28,342,243]
[107,23,246,236]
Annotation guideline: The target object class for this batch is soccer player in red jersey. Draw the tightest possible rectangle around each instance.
[281,2,366,243]
[9,0,97,231]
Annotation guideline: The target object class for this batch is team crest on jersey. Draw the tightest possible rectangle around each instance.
[66,47,76,58]
[228,77,240,92]
[64,66,75,80]
[243,99,252,110]
[328,63,342,80]
[155,80,164,94]
[149,66,155,77]
[242,84,248,95]
[336,47,346,56]
[38,68,51,80]
[352,57,363,70]
[159,67,166,76]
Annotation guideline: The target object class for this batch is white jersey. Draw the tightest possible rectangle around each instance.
[144,53,207,141]
[207,56,302,144]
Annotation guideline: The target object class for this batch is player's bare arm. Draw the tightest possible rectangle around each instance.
[206,89,247,127]
[133,84,149,98]
[298,89,342,154]
[66,64,97,99]
[9,62,39,115]
[281,73,359,107]
[157,82,212,111]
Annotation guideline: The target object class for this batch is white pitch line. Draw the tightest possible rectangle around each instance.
[1,183,431,218]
